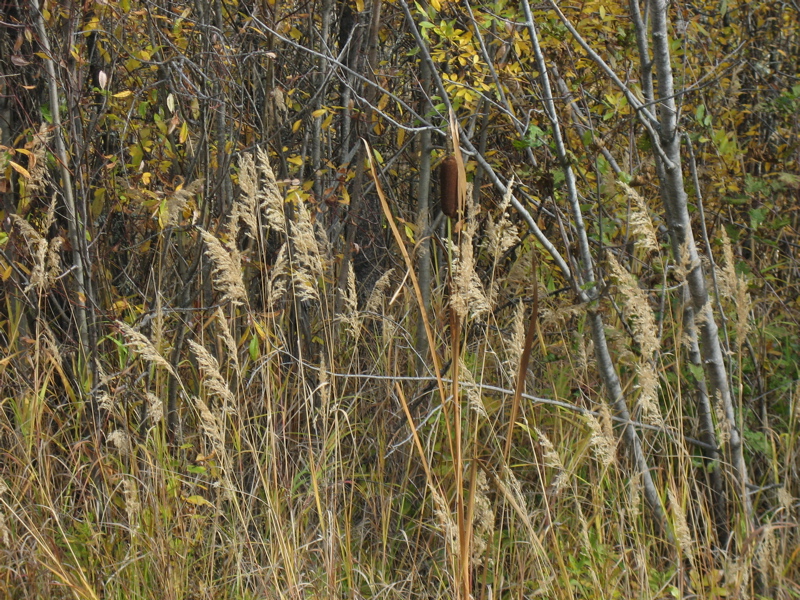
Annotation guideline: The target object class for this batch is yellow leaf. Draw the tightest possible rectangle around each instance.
[179,120,189,144]
[430,0,441,11]
[404,223,416,243]
[312,108,327,118]
[158,197,167,229]
[355,0,364,11]
[396,127,405,147]
[377,94,389,111]
[292,119,302,133]
[113,90,133,98]
[287,155,303,166]
[1,265,12,282]
[9,161,31,179]
[185,495,213,507]
[91,188,105,220]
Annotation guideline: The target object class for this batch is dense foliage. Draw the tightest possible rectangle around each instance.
[0,0,798,598]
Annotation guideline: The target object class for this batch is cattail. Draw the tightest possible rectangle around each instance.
[439,155,459,218]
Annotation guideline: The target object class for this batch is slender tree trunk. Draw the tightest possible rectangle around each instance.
[588,311,667,524]
[647,0,752,521]
[471,101,491,207]
[313,0,334,202]
[33,0,91,380]
[414,55,433,371]
[336,0,382,316]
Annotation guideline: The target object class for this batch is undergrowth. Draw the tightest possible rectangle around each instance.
[0,150,798,600]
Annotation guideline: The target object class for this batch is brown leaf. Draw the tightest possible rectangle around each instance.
[11,55,30,67]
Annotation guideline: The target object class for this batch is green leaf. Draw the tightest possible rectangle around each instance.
[688,363,704,381]
[743,429,770,456]
[514,124,548,149]
[597,155,609,175]
[744,174,769,195]
[695,104,705,123]
[724,196,749,206]
[249,333,260,361]
[749,207,767,230]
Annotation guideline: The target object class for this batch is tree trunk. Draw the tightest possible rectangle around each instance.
[646,0,752,522]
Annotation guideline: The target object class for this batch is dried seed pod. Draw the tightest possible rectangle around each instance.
[439,155,459,218]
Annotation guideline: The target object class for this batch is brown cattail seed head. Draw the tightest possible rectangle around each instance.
[439,156,459,218]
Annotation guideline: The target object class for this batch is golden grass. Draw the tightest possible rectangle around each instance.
[0,149,796,600]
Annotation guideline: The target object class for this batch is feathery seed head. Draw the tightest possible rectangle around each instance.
[487,179,520,257]
[365,269,394,314]
[585,406,616,468]
[166,178,204,227]
[471,471,494,564]
[199,228,247,306]
[536,427,567,494]
[668,486,694,564]
[606,251,659,360]
[257,149,287,234]
[146,393,164,425]
[635,362,663,425]
[188,339,236,415]
[117,321,177,378]
[107,429,132,456]
[451,221,490,319]
[619,181,659,254]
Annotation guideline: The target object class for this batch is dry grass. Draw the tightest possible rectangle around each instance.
[0,150,796,600]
